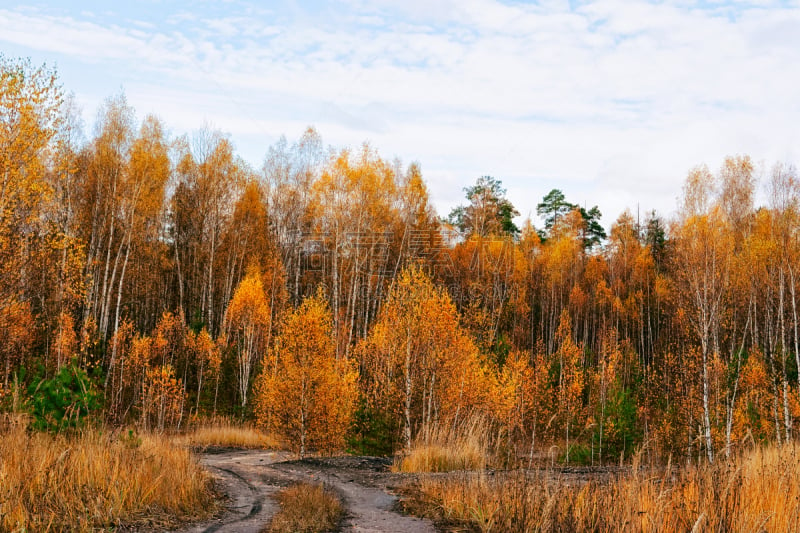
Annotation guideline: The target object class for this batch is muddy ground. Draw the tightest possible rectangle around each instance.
[175,448,436,533]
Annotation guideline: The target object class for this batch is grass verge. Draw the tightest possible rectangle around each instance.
[0,417,214,531]
[173,419,280,449]
[402,443,800,532]
[267,482,344,533]
[394,416,490,473]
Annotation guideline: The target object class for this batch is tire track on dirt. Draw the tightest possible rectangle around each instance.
[269,459,435,533]
[178,449,284,533]
[176,450,435,533]
[200,467,263,532]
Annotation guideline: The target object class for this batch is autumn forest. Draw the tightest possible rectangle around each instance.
[4,55,800,474]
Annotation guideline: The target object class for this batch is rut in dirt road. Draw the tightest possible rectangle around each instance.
[177,449,435,533]
[271,457,435,533]
[179,449,284,533]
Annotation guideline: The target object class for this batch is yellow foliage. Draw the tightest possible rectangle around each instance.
[0,299,34,387]
[733,350,775,444]
[224,266,275,407]
[554,311,585,457]
[185,327,222,414]
[0,57,61,225]
[254,290,357,456]
[49,311,78,372]
[358,266,490,450]
[140,364,187,432]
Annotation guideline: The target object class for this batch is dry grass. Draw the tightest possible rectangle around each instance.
[394,416,490,473]
[0,416,214,532]
[174,419,280,449]
[404,443,800,532]
[267,482,344,533]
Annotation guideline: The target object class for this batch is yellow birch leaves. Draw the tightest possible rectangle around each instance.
[254,291,357,456]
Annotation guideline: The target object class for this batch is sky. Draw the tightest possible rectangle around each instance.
[2,0,799,229]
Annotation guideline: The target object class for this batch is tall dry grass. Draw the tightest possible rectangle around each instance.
[406,443,800,532]
[267,482,344,533]
[0,416,214,532]
[394,416,491,473]
[173,418,280,449]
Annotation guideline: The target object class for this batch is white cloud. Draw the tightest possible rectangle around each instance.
[1,1,798,229]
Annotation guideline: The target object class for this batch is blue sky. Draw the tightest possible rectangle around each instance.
[2,0,799,226]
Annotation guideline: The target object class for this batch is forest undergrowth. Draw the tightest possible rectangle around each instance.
[0,415,215,532]
[399,420,800,533]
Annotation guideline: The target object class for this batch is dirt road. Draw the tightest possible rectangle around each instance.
[177,449,436,533]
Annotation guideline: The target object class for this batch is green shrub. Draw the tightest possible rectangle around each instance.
[27,361,102,432]
[561,443,592,465]
[592,387,641,462]
[346,402,399,456]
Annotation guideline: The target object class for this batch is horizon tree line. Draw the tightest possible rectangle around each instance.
[3,56,800,463]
